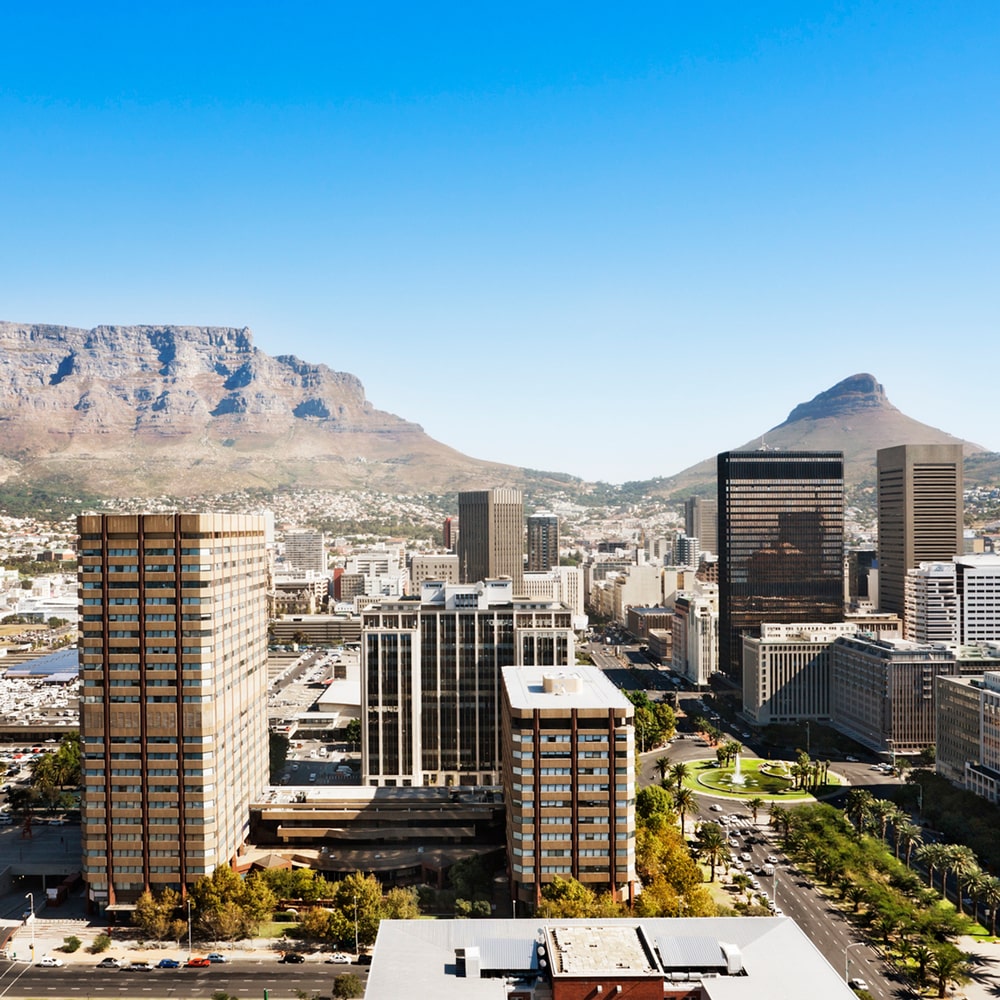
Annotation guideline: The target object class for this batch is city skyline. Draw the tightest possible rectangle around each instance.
[2,4,998,482]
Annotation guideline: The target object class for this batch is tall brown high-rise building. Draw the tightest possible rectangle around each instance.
[877,444,964,623]
[457,488,524,591]
[78,513,269,908]
[527,511,560,572]
[718,451,845,681]
[684,497,718,556]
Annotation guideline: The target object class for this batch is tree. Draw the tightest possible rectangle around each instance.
[695,823,727,881]
[898,822,923,868]
[133,887,180,941]
[668,761,690,791]
[298,907,334,940]
[381,887,420,920]
[654,756,670,782]
[674,787,694,837]
[344,719,362,749]
[332,973,364,999]
[537,877,602,919]
[928,944,970,998]
[747,797,764,824]
[269,731,290,781]
[845,789,873,834]
[333,872,383,948]
[636,785,674,823]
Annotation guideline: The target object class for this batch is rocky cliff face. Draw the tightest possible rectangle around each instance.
[0,322,515,496]
[779,373,894,425]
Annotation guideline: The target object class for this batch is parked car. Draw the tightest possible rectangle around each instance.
[186,957,211,968]
[207,953,227,963]
[37,956,64,967]
[280,952,306,964]
[326,952,352,964]
[156,958,180,969]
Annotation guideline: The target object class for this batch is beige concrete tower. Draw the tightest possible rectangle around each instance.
[457,488,524,592]
[877,444,964,624]
[78,513,269,909]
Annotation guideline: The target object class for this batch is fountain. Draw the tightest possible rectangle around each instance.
[730,751,746,787]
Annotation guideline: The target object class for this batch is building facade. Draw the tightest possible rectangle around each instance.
[409,553,460,589]
[670,588,719,688]
[77,513,269,908]
[876,444,964,624]
[717,451,845,681]
[527,512,560,572]
[684,496,718,556]
[905,562,960,644]
[361,580,575,787]
[283,530,326,574]
[458,488,524,592]
[501,666,636,908]
[830,635,958,755]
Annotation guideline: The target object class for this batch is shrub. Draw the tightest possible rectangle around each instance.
[61,935,81,953]
[88,933,112,953]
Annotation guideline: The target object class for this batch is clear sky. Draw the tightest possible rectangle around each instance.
[1,3,997,483]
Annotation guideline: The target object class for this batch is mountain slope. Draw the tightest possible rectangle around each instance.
[0,322,546,496]
[651,373,990,496]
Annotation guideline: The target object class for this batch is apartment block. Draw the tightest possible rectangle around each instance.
[527,512,560,572]
[283,530,326,574]
[77,513,269,908]
[501,666,636,908]
[937,671,1000,802]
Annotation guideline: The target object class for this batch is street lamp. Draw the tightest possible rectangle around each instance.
[187,899,193,956]
[845,941,866,982]
[24,892,34,961]
[353,895,359,955]
[804,721,810,756]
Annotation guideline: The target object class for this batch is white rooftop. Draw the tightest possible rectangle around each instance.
[502,665,631,711]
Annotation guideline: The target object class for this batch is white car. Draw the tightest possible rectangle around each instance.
[849,978,868,991]
[709,804,724,812]
[37,956,64,968]
[325,952,352,964]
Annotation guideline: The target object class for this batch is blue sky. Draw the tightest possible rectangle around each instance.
[2,3,997,483]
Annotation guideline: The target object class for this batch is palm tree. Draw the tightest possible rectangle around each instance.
[928,944,970,999]
[943,844,978,913]
[898,822,923,868]
[654,756,671,782]
[867,797,897,843]
[966,870,991,926]
[669,762,690,791]
[674,787,694,837]
[747,797,764,824]
[845,789,873,834]
[983,876,1000,936]
[908,942,934,988]
[845,884,867,913]
[696,822,727,882]
[769,805,791,840]
[915,842,947,891]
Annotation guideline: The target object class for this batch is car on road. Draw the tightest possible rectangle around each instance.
[766,855,778,864]
[280,952,306,963]
[845,755,858,762]
[326,952,352,963]
[37,956,64,967]
[848,978,869,992]
[125,961,152,972]
[207,953,227,963]
[186,957,211,968]
[740,852,752,862]
[156,958,180,968]
[709,803,723,812]
[97,957,123,969]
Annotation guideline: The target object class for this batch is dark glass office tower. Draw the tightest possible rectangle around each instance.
[718,451,845,681]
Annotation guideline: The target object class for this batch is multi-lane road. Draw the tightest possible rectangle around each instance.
[0,957,369,999]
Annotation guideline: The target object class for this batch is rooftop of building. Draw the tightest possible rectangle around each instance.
[502,665,632,712]
[364,917,856,1000]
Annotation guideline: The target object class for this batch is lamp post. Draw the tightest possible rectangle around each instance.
[187,899,193,956]
[24,892,34,962]
[353,895,359,955]
[845,941,866,982]
[805,721,810,756]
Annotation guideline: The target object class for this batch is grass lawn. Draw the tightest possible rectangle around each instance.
[682,758,837,802]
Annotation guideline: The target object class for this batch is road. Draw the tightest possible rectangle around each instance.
[0,957,369,999]
[606,647,911,998]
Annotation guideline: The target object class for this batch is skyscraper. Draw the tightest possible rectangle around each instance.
[684,497,718,556]
[457,488,524,592]
[717,451,845,681]
[78,513,269,908]
[527,511,560,572]
[877,444,964,624]
[283,530,326,574]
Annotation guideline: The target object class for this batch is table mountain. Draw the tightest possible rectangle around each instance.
[0,322,534,497]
